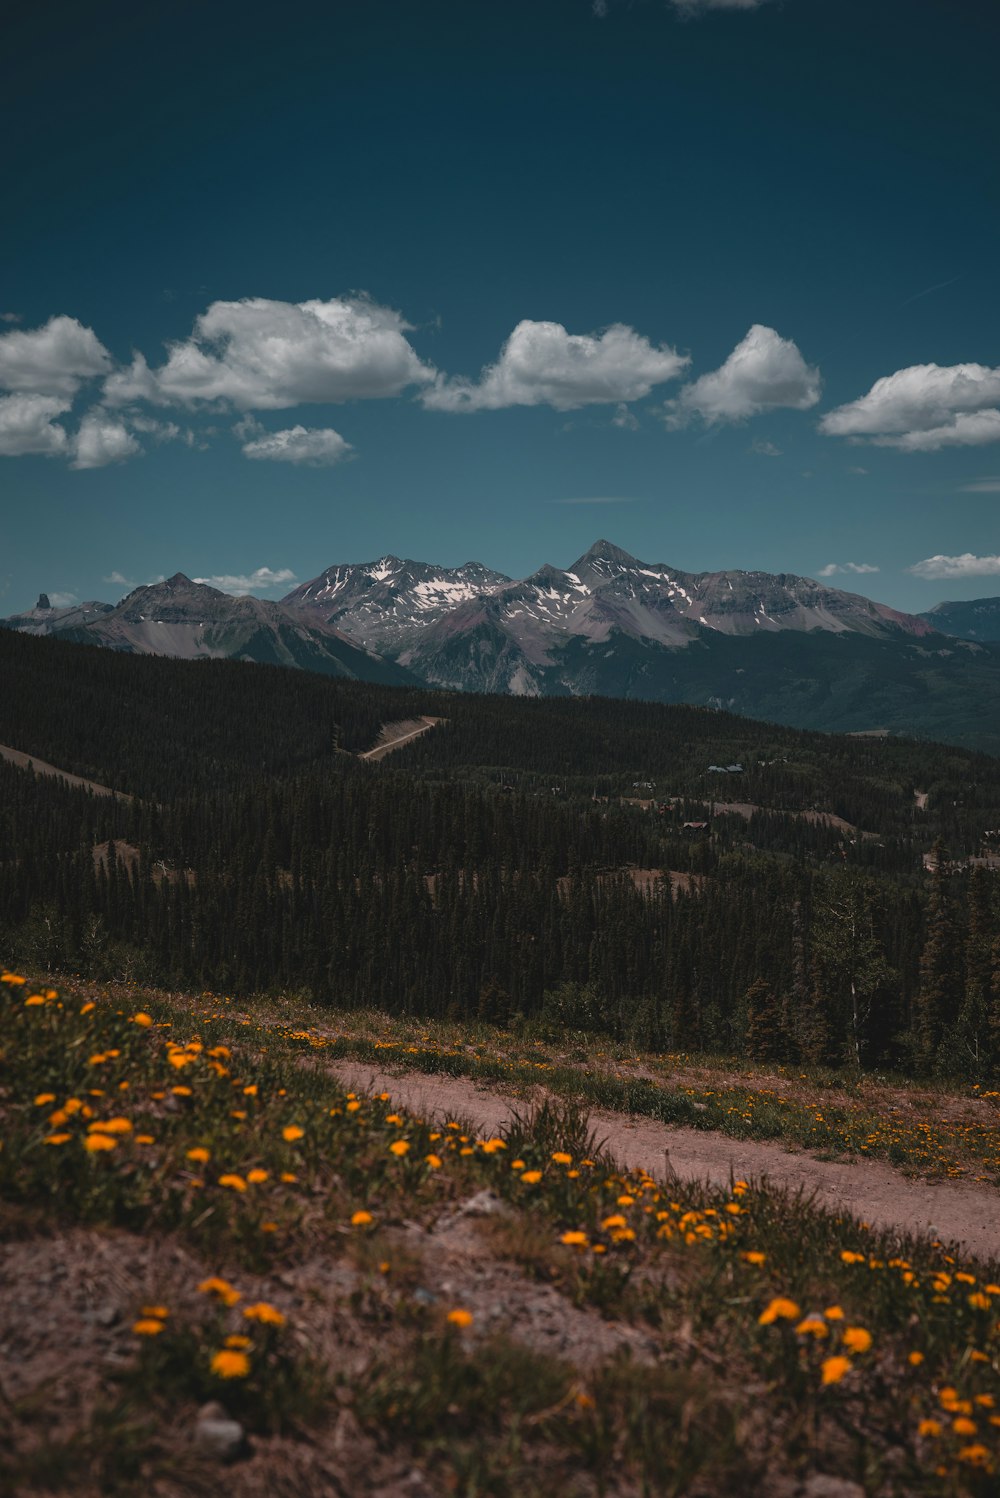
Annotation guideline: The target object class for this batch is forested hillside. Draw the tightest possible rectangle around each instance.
[2,629,1000,1081]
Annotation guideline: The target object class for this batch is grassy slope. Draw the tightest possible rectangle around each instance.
[3,973,1000,1496]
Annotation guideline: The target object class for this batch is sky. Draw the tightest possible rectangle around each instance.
[2,0,999,615]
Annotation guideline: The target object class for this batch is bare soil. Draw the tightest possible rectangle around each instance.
[328,1063,1000,1263]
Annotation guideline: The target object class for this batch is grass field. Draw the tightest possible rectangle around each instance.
[3,972,1000,1495]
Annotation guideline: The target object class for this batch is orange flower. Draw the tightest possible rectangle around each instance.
[84,1134,117,1153]
[446,1309,473,1328]
[198,1277,241,1306]
[34,1093,57,1106]
[210,1349,250,1379]
[242,1301,286,1326]
[820,1356,852,1386]
[43,1133,72,1146]
[425,1154,443,1169]
[131,1012,153,1027]
[389,1140,410,1157]
[187,1147,211,1164]
[132,1317,166,1336]
[246,1168,269,1184]
[282,1125,304,1142]
[842,1326,872,1354]
[218,1173,247,1192]
[520,1170,542,1185]
[758,1297,801,1326]
[351,1210,374,1227]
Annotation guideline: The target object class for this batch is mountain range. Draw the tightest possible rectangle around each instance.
[6,541,1000,751]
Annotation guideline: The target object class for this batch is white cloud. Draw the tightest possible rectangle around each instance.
[960,476,1000,493]
[104,295,435,411]
[423,319,689,412]
[104,571,137,592]
[241,424,353,465]
[612,402,640,430]
[0,312,21,325]
[0,393,70,456]
[820,362,1000,451]
[193,567,296,595]
[0,315,111,397]
[817,562,880,578]
[49,591,77,608]
[71,410,142,470]
[665,325,820,427]
[749,438,782,456]
[673,0,768,11]
[909,553,1000,580]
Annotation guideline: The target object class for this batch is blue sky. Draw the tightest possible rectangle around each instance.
[2,0,999,614]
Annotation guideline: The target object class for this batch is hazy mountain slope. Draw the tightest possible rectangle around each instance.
[920,597,1000,642]
[31,574,418,685]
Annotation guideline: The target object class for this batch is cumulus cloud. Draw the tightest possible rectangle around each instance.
[816,562,880,578]
[193,567,296,594]
[749,438,782,456]
[909,553,1000,580]
[71,410,142,470]
[104,295,434,411]
[820,362,1000,450]
[0,315,111,397]
[48,591,77,608]
[241,424,353,465]
[664,325,820,427]
[0,393,70,456]
[423,319,689,412]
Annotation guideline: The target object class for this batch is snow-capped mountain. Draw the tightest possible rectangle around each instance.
[285,539,933,695]
[284,555,511,652]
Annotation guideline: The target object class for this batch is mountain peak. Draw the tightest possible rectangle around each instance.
[575,539,640,568]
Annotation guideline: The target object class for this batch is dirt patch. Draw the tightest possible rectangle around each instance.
[328,1063,1000,1263]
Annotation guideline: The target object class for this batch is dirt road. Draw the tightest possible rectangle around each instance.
[358,716,442,762]
[329,1061,1000,1263]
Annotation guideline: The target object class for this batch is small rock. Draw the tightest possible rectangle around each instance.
[691,1101,709,1113]
[194,1403,247,1462]
[801,1476,865,1498]
[456,1190,506,1218]
[413,1287,438,1306]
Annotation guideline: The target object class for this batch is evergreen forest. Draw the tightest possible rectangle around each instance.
[3,628,1000,1080]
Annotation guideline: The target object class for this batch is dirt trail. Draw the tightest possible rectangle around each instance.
[0,743,132,800]
[329,1062,1000,1263]
[359,716,442,762]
